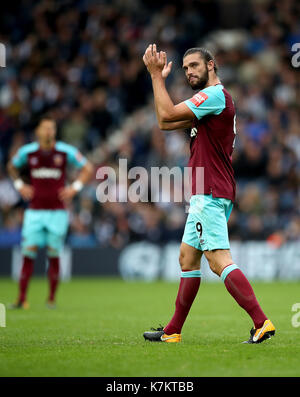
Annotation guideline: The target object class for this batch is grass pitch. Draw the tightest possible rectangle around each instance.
[0,277,300,377]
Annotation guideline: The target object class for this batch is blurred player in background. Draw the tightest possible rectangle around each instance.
[143,44,275,344]
[7,117,93,309]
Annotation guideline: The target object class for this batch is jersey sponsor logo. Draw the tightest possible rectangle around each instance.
[53,154,64,166]
[31,167,62,179]
[190,92,208,107]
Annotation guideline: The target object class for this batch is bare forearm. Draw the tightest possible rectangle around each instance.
[64,161,94,198]
[151,73,195,124]
[7,162,20,181]
[151,73,176,122]
[143,44,194,124]
[159,120,192,131]
[77,161,94,185]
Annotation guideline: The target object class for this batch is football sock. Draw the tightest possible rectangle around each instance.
[221,264,267,329]
[164,270,201,335]
[18,256,34,303]
[48,257,60,302]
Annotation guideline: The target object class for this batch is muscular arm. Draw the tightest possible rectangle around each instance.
[159,119,193,131]
[143,44,195,128]
[75,160,94,184]
[153,91,193,130]
[7,161,20,181]
[7,160,34,200]
[151,74,195,124]
[58,160,94,203]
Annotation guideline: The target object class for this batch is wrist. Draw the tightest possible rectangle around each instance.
[151,71,163,80]
[72,180,83,192]
[14,178,24,191]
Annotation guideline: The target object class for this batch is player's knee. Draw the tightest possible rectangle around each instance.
[205,250,232,276]
[179,251,198,271]
[208,261,220,275]
[179,251,185,269]
[47,246,59,258]
[208,260,230,276]
[22,246,38,259]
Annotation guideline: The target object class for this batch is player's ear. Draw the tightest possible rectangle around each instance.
[207,60,214,72]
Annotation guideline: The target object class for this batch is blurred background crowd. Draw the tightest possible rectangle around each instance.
[0,0,299,249]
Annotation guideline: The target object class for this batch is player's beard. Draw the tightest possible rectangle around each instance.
[40,136,55,150]
[188,66,209,90]
[46,137,54,145]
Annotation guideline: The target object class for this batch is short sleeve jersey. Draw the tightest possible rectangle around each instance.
[184,84,236,202]
[12,141,87,209]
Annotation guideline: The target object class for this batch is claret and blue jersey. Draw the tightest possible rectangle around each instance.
[185,84,226,120]
[12,141,87,210]
[182,83,236,251]
[12,141,87,252]
[184,83,236,203]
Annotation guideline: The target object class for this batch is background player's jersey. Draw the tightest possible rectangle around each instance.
[12,141,87,209]
[184,84,236,202]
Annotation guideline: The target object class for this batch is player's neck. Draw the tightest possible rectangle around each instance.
[205,75,221,89]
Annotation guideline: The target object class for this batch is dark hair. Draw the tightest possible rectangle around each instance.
[183,47,218,73]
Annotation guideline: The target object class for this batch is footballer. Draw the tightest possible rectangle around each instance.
[142,45,275,344]
[7,116,93,309]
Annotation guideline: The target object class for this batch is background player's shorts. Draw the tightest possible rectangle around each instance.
[21,209,69,252]
[182,194,233,251]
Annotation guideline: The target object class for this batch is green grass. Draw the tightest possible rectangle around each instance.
[0,277,300,377]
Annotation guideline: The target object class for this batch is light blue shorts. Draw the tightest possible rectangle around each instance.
[182,194,233,251]
[21,209,69,252]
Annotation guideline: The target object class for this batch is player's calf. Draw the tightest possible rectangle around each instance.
[47,249,60,305]
[16,248,37,306]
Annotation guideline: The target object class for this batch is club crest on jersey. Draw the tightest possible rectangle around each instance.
[53,154,63,166]
[30,157,38,166]
[190,92,208,107]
